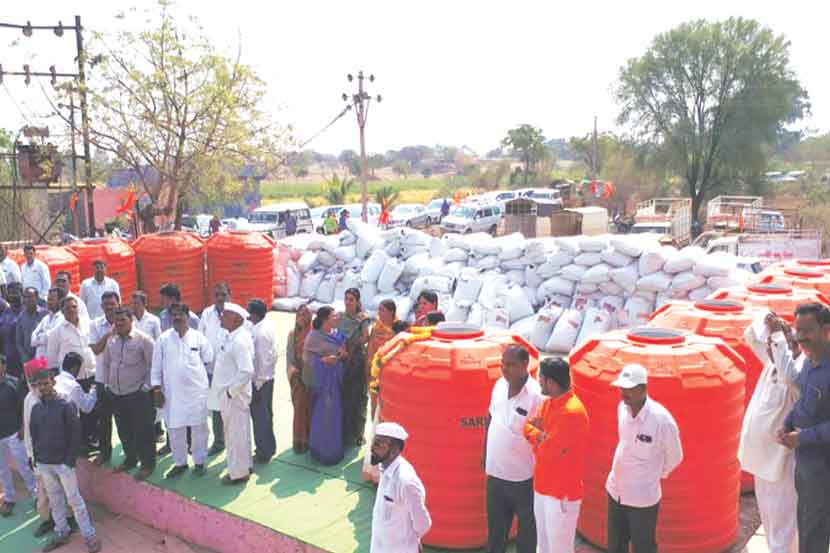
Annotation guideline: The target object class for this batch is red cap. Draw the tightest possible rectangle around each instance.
[24,357,51,382]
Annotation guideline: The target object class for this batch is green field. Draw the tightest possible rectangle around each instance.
[260,177,472,206]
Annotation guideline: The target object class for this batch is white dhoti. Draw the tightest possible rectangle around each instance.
[169,424,209,467]
[220,393,252,479]
[534,492,581,553]
[755,470,798,553]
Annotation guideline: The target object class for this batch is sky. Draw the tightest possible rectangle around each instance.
[2,0,829,156]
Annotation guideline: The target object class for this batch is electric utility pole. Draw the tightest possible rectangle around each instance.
[342,71,381,222]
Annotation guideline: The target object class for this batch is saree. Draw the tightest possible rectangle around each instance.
[304,328,346,465]
[338,311,371,445]
[287,328,311,452]
[366,319,396,418]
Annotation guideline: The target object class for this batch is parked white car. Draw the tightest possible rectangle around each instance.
[440,202,503,235]
[248,201,313,237]
[423,198,450,224]
[389,204,430,228]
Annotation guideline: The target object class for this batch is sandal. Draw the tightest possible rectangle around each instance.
[0,501,14,517]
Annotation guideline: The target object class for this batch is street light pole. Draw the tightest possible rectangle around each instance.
[342,71,381,222]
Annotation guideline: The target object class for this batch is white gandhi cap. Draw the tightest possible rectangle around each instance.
[375,422,409,441]
[222,302,249,320]
[611,363,648,389]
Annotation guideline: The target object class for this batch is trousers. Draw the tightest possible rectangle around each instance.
[486,476,536,553]
[220,393,252,479]
[111,389,156,469]
[534,492,581,553]
[607,494,659,553]
[795,456,830,553]
[207,372,225,448]
[250,379,276,460]
[37,464,96,539]
[756,471,798,553]
[0,434,36,501]
[169,424,208,467]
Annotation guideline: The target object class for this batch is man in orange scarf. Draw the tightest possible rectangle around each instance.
[524,357,589,553]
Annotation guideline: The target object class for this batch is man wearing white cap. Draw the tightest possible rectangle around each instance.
[370,422,432,553]
[209,302,255,484]
[606,363,683,553]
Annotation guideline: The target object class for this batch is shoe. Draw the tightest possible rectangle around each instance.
[193,464,206,477]
[253,455,271,465]
[208,443,225,456]
[221,474,249,486]
[113,459,137,473]
[85,536,102,553]
[0,501,14,517]
[34,519,55,537]
[157,444,172,456]
[165,465,188,479]
[41,534,71,552]
[134,466,154,481]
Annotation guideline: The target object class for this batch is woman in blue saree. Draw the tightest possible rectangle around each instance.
[303,306,347,465]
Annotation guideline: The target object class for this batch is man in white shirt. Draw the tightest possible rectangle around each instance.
[739,312,801,553]
[247,299,277,464]
[46,296,95,382]
[89,291,120,465]
[55,271,90,322]
[79,260,121,320]
[151,303,214,479]
[606,364,683,553]
[370,422,431,553]
[199,282,239,455]
[209,303,254,484]
[0,245,21,288]
[131,291,161,341]
[31,287,66,359]
[20,245,51,300]
[483,344,544,553]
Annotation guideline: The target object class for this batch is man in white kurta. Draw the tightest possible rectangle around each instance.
[47,296,95,381]
[151,303,214,478]
[79,261,121,320]
[20,245,51,300]
[30,287,65,359]
[209,303,254,484]
[370,422,432,553]
[738,312,802,553]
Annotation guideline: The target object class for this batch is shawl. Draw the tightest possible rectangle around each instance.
[303,328,343,388]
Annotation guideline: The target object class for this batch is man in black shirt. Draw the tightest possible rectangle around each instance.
[0,353,36,517]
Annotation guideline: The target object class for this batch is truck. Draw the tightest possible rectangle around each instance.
[630,198,692,247]
[706,195,792,232]
[693,230,823,267]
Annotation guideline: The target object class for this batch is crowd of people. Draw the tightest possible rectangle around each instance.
[1,236,830,553]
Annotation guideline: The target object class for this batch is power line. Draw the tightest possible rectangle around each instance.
[2,81,33,125]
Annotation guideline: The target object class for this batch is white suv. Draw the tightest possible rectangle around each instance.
[440,203,503,235]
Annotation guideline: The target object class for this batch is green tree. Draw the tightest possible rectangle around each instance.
[392,159,410,179]
[501,124,548,186]
[374,186,400,212]
[323,173,354,204]
[85,6,290,231]
[616,17,809,226]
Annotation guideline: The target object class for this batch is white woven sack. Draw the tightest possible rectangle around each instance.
[394,296,414,322]
[579,235,607,252]
[637,271,672,293]
[599,281,624,296]
[359,280,379,304]
[671,271,707,292]
[536,257,567,280]
[403,253,430,277]
[583,263,612,284]
[361,250,389,283]
[443,247,469,263]
[531,305,563,350]
[549,250,576,268]
[548,294,573,308]
[525,266,544,289]
[315,273,338,303]
[479,274,510,310]
[273,297,308,312]
[544,309,584,353]
[525,240,547,259]
[598,295,625,319]
[523,286,538,308]
[485,306,511,330]
[410,275,454,300]
[318,250,337,268]
[454,269,483,307]
[446,302,470,323]
[538,276,575,299]
[574,252,603,266]
[689,286,714,301]
[639,247,668,277]
[334,245,357,262]
[610,237,642,257]
[498,243,524,261]
[467,303,485,328]
[560,264,588,282]
[601,248,633,268]
[501,259,527,271]
[338,231,356,246]
[298,251,318,273]
[384,240,401,258]
[621,296,653,328]
[443,233,469,250]
[694,252,735,277]
[470,236,502,256]
[429,237,445,259]
[576,283,599,294]
[555,237,581,255]
[400,245,429,260]
[335,269,361,301]
[356,234,383,260]
[437,262,465,280]
[510,315,537,340]
[378,258,405,293]
[286,263,301,297]
[634,289,658,303]
[504,283,535,323]
[610,263,639,294]
[299,271,324,299]
[575,307,612,349]
[655,293,672,310]
[663,246,704,274]
[506,270,526,286]
[477,256,500,271]
[707,269,750,290]
[400,229,431,247]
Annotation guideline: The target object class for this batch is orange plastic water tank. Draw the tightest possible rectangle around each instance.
[133,232,206,312]
[754,267,830,296]
[570,327,746,553]
[648,299,765,492]
[763,259,830,276]
[206,231,275,308]
[68,238,137,300]
[377,324,540,549]
[708,283,830,324]
[8,247,81,294]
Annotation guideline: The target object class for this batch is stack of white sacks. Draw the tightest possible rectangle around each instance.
[274,220,751,355]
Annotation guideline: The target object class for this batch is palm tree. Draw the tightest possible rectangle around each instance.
[375,186,400,227]
[322,173,355,204]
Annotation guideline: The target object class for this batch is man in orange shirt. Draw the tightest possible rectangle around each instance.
[524,357,589,553]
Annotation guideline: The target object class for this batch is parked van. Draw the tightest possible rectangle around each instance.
[248,201,312,238]
[440,202,503,235]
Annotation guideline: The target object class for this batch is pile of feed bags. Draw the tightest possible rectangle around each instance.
[273,225,752,355]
